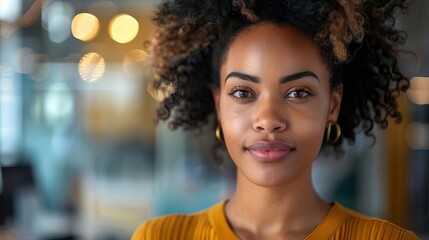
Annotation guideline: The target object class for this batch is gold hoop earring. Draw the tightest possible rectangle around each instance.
[326,122,341,144]
[215,125,223,143]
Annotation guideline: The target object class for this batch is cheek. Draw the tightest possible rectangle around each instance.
[291,99,330,150]
[218,98,254,159]
[220,103,249,141]
[295,117,326,145]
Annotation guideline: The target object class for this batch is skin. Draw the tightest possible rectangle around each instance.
[212,23,343,239]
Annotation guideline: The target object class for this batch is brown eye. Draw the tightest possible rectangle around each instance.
[232,90,252,98]
[228,86,255,100]
[286,88,313,99]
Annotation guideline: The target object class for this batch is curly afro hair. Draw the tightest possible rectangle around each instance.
[149,0,411,153]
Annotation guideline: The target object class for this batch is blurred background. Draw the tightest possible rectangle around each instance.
[0,0,428,239]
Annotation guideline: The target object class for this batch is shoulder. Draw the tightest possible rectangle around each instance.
[131,210,212,240]
[334,203,418,240]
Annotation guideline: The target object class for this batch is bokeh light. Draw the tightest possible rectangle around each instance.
[43,82,74,129]
[109,14,139,44]
[42,1,75,43]
[123,49,149,78]
[48,15,72,43]
[406,122,429,150]
[71,13,100,42]
[0,0,21,21]
[406,77,429,105]
[78,52,105,82]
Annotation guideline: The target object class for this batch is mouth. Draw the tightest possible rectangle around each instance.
[245,141,296,162]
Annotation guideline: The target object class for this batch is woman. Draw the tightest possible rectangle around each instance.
[133,0,418,239]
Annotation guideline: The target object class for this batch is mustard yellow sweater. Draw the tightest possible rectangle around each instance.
[132,201,418,240]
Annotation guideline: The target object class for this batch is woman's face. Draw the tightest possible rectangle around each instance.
[213,23,342,187]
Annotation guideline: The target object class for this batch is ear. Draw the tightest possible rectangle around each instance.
[327,84,343,123]
[211,86,221,122]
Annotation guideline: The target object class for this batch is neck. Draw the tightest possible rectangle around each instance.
[225,168,330,239]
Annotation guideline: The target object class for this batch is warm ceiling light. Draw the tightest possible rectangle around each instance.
[109,14,139,44]
[78,52,105,82]
[71,13,100,41]
[406,77,429,105]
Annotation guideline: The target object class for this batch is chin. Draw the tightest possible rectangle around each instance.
[240,165,307,188]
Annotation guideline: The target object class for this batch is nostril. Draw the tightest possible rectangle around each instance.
[269,125,284,132]
[254,124,285,133]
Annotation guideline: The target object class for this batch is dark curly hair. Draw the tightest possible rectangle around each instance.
[149,0,411,155]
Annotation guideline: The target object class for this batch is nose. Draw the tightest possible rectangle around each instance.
[252,98,287,133]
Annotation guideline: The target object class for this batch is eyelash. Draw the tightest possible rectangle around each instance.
[286,87,313,100]
[228,86,255,101]
[228,86,313,101]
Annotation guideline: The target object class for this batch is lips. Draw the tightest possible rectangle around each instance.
[246,141,295,162]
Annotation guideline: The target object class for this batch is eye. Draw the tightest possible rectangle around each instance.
[228,86,255,99]
[286,88,313,100]
[232,90,252,98]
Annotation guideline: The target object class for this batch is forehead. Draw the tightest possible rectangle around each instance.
[223,23,326,75]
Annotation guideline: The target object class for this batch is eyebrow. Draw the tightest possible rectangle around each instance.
[280,71,319,83]
[225,72,260,83]
[225,71,319,84]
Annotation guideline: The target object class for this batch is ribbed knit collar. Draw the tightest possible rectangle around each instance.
[207,200,349,240]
